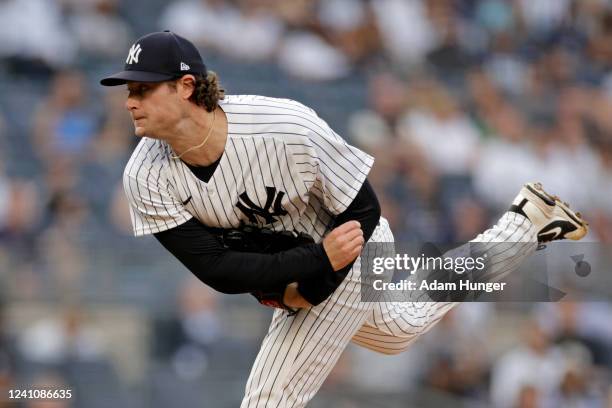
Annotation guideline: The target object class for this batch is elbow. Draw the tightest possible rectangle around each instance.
[365,178,381,221]
[373,196,381,220]
[189,271,243,295]
[205,277,245,295]
[207,282,236,295]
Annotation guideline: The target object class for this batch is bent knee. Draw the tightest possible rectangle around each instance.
[375,346,408,355]
[352,338,413,355]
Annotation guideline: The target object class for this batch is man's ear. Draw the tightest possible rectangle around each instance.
[178,75,196,100]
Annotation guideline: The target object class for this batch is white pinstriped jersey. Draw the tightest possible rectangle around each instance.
[120,95,539,408]
[123,95,374,241]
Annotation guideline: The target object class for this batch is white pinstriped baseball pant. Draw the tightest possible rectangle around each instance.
[241,213,537,407]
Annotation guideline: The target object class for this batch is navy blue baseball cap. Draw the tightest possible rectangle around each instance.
[100,31,207,86]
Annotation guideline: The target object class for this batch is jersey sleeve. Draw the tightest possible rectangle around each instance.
[294,113,375,215]
[123,140,193,236]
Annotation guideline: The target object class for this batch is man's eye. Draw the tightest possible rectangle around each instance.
[127,87,147,96]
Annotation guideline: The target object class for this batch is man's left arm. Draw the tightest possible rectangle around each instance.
[295,178,381,305]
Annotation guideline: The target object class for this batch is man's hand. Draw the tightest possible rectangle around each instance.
[322,220,364,271]
[281,221,364,311]
[283,283,312,309]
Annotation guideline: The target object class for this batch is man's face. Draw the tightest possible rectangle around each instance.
[124,81,181,138]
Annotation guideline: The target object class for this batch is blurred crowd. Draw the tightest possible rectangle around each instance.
[0,0,611,407]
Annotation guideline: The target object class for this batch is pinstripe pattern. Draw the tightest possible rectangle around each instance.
[122,95,373,239]
[242,220,392,408]
[350,212,537,357]
[241,213,537,407]
[121,94,540,407]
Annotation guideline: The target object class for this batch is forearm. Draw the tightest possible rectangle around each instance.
[155,218,333,294]
[297,179,381,305]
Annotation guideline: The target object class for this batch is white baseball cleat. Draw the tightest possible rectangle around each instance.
[510,182,589,242]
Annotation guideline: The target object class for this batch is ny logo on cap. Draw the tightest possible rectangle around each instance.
[126,43,142,65]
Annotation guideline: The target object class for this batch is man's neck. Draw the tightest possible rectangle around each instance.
[168,106,228,167]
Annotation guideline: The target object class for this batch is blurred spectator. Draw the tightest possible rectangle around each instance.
[17,306,105,364]
[517,0,571,36]
[537,303,612,368]
[589,11,612,74]
[465,68,505,137]
[474,0,515,36]
[490,320,565,408]
[66,0,133,61]
[152,277,224,381]
[345,342,423,394]
[221,0,285,62]
[0,178,40,244]
[397,79,481,177]
[317,0,381,64]
[90,87,134,164]
[108,181,132,236]
[588,210,612,243]
[347,71,407,150]
[37,188,91,296]
[550,342,604,408]
[32,70,99,164]
[159,0,244,53]
[0,0,76,75]
[425,0,473,77]
[484,32,529,96]
[389,149,446,242]
[515,385,540,408]
[161,0,292,65]
[472,103,539,210]
[0,120,42,287]
[273,0,317,29]
[537,102,600,213]
[347,110,393,152]
[367,71,409,124]
[449,196,490,242]
[0,177,43,300]
[277,31,351,80]
[418,304,492,399]
[370,0,438,66]
[0,176,41,297]
[80,88,134,216]
[41,157,80,208]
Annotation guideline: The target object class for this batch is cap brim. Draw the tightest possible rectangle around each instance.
[100,70,175,86]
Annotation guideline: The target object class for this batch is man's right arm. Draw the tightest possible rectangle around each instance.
[154,218,362,295]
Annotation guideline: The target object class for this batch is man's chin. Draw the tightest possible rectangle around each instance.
[134,126,146,137]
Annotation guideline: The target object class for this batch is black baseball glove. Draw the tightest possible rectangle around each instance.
[218,224,315,313]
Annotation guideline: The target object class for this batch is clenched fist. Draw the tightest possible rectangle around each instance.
[322,220,364,271]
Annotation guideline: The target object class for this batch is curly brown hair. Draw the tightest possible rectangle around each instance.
[190,71,225,112]
[170,71,225,112]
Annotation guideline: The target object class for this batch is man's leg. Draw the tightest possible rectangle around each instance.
[351,182,588,354]
[353,210,531,354]
[241,221,395,408]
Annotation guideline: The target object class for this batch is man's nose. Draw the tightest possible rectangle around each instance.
[125,96,138,111]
